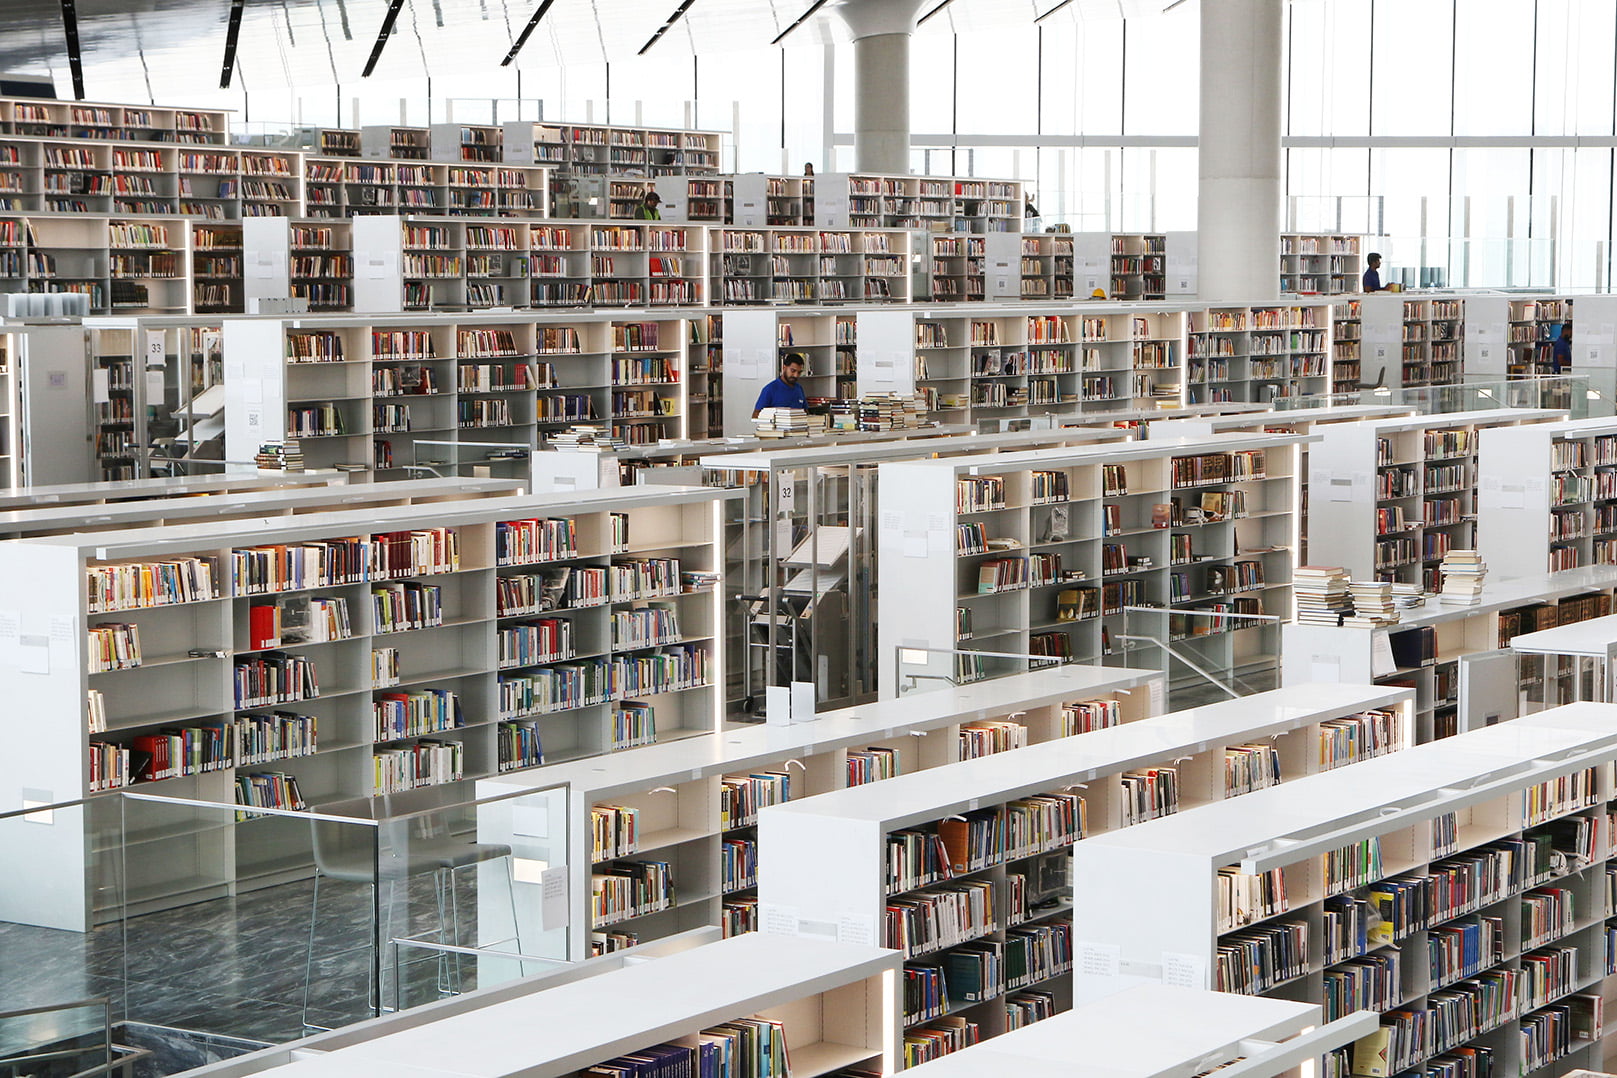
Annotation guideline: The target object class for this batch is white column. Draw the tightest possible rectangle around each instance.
[1197,0,1283,303]
[833,0,926,175]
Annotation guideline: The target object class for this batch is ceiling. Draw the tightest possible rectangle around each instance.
[0,0,1157,104]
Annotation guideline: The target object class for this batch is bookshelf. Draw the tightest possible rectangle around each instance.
[0,98,229,144]
[359,125,431,161]
[235,934,899,1078]
[1069,232,1199,299]
[1477,416,1617,579]
[1306,408,1567,589]
[0,476,521,541]
[0,327,14,488]
[899,982,1376,1077]
[1186,303,1332,406]
[848,304,1196,427]
[429,123,503,164]
[1070,702,1617,1078]
[0,486,730,930]
[876,433,1310,702]
[1280,232,1362,295]
[477,663,1158,960]
[708,226,912,306]
[221,311,696,476]
[504,121,723,177]
[814,173,1024,234]
[759,683,1415,1062]
[348,217,708,313]
[1282,564,1617,741]
[1357,294,1465,392]
[699,427,1135,710]
[0,472,331,511]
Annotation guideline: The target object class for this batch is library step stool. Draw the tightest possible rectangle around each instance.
[302,797,519,1029]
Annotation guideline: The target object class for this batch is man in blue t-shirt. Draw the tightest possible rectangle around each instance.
[1362,252,1389,292]
[1552,323,1573,374]
[753,353,809,417]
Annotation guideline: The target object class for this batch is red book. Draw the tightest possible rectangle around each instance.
[249,604,280,650]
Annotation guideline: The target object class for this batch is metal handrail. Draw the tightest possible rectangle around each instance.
[0,996,113,1078]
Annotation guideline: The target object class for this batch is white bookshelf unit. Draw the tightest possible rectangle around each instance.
[1282,565,1617,741]
[1280,233,1362,295]
[479,663,1160,961]
[876,433,1309,701]
[1306,408,1566,589]
[221,311,698,476]
[1071,702,1617,1078]
[0,486,730,930]
[1478,416,1617,579]
[758,683,1415,1064]
[708,225,912,306]
[1186,302,1332,405]
[899,983,1376,1078]
[226,934,900,1078]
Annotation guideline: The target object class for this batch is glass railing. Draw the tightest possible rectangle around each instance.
[1273,375,1607,418]
[1111,605,1284,709]
[893,645,1104,698]
[0,778,568,1050]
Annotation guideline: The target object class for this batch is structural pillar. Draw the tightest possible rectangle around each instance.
[1197,0,1283,303]
[833,0,926,174]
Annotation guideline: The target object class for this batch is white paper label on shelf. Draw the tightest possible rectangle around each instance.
[1161,951,1207,990]
[145,371,164,404]
[91,369,109,403]
[758,902,801,937]
[1077,941,1121,978]
[0,608,19,668]
[1311,654,1341,683]
[145,330,165,366]
[1501,484,1526,510]
[19,634,47,675]
[1371,630,1396,679]
[903,533,927,559]
[1148,679,1165,714]
[539,865,569,929]
[837,913,876,947]
[1328,477,1353,502]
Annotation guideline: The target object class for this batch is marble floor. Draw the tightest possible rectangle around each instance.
[0,871,489,1062]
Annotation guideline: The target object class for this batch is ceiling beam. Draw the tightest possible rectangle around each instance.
[361,0,408,78]
[220,0,247,89]
[1033,0,1073,22]
[639,0,698,56]
[917,0,959,26]
[501,0,556,66]
[58,0,84,99]
[770,0,832,46]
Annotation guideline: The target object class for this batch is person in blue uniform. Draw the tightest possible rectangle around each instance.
[752,353,809,417]
[1362,252,1389,292]
[1552,323,1572,374]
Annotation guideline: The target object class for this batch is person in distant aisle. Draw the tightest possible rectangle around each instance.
[1362,252,1390,292]
[753,353,809,417]
[1552,323,1573,374]
[635,189,662,220]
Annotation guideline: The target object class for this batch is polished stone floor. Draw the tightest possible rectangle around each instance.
[0,872,486,1057]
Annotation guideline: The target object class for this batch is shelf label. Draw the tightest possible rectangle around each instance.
[758,902,801,937]
[837,913,876,947]
[1161,951,1207,990]
[1077,941,1120,978]
[539,865,569,929]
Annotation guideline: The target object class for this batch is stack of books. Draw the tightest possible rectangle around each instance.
[1390,582,1425,610]
[1294,565,1352,625]
[1345,580,1399,627]
[754,407,827,437]
[254,440,304,472]
[549,425,628,451]
[1438,550,1488,606]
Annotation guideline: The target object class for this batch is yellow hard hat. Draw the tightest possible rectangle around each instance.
[1091,288,1107,299]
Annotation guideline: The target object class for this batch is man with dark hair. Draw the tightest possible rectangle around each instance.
[753,353,809,417]
[1362,252,1389,292]
[1552,322,1573,375]
[634,189,662,220]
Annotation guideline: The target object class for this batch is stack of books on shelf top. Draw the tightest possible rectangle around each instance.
[754,407,826,438]
[843,392,929,432]
[1294,565,1352,625]
[1391,582,1424,610]
[254,440,304,472]
[1439,549,1488,606]
[550,424,629,452]
[1345,580,1399,627]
